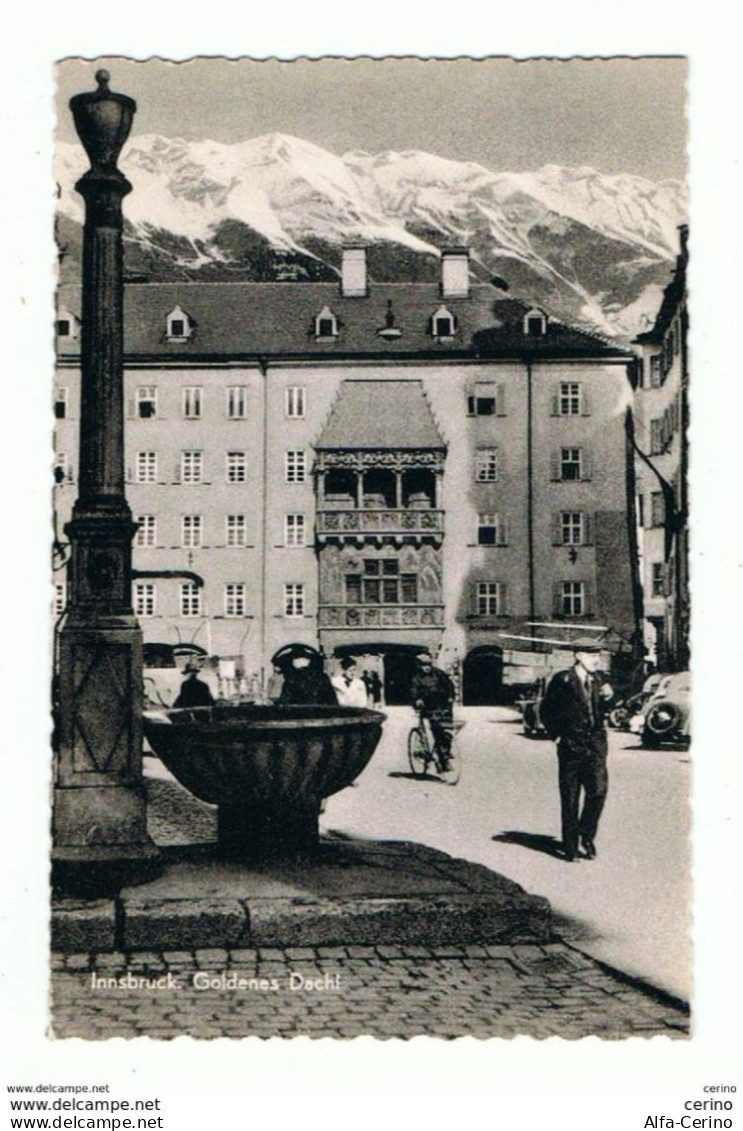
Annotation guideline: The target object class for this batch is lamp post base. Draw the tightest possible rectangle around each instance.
[52,841,162,898]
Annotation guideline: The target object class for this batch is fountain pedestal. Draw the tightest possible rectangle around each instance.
[217,803,320,860]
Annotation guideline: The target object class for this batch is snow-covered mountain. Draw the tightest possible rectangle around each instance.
[55,132,687,340]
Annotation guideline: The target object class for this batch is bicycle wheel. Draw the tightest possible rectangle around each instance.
[408,727,429,777]
[436,735,462,785]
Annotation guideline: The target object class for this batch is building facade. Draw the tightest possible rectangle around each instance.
[54,247,641,702]
[632,226,689,672]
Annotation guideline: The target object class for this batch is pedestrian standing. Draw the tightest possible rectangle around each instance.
[540,638,614,862]
[368,668,382,706]
[174,661,215,709]
[332,657,369,707]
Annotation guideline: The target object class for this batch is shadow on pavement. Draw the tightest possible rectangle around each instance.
[387,770,450,785]
[492,830,565,859]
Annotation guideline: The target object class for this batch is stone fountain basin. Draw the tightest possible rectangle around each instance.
[142,704,385,811]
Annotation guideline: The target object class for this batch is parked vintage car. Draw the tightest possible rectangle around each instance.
[631,671,691,748]
[608,673,665,730]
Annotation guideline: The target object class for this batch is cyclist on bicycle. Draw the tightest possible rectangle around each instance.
[410,653,455,768]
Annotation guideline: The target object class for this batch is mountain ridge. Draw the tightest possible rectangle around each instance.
[55,132,687,341]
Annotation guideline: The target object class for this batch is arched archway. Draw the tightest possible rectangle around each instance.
[462,646,504,705]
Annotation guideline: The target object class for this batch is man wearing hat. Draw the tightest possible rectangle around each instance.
[174,660,215,709]
[540,638,613,862]
[410,653,456,767]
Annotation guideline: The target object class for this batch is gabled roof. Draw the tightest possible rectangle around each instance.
[56,281,631,362]
[316,380,445,450]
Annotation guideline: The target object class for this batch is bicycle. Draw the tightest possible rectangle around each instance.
[407,711,464,785]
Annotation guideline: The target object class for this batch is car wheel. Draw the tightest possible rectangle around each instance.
[645,700,681,738]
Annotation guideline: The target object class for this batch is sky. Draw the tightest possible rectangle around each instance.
[55,56,687,181]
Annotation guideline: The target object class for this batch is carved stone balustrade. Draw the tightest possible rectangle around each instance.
[317,508,444,545]
[318,604,445,629]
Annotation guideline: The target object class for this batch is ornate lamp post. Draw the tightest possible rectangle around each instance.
[53,71,160,894]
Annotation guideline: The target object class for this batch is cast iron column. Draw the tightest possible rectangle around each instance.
[52,71,160,894]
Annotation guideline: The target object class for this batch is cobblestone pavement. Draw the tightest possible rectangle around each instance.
[50,942,689,1040]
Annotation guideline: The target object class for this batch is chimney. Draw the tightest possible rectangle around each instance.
[341,245,367,297]
[441,246,470,298]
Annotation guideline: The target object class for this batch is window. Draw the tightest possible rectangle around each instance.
[54,453,73,484]
[650,418,663,456]
[183,386,202,419]
[180,583,202,617]
[53,582,66,616]
[431,305,455,338]
[561,512,584,546]
[524,309,547,337]
[285,514,306,547]
[137,387,157,419]
[560,448,582,481]
[467,383,497,416]
[284,583,305,618]
[475,448,498,482]
[345,559,417,605]
[651,562,665,597]
[476,581,501,616]
[226,451,247,483]
[314,306,338,339]
[181,451,203,484]
[560,581,585,617]
[54,388,68,419]
[136,452,157,483]
[134,582,156,617]
[285,450,306,483]
[166,306,191,341]
[651,491,666,528]
[56,319,71,337]
[224,583,246,617]
[226,515,247,547]
[286,387,306,418]
[650,355,662,388]
[227,386,248,419]
[181,515,202,548]
[637,494,645,528]
[135,515,157,547]
[559,382,582,415]
[477,513,501,546]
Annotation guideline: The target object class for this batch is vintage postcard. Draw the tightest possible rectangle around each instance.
[44,54,695,1042]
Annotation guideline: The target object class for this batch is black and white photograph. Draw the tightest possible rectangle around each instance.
[44,54,695,1041]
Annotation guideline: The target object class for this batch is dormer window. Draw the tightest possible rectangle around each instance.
[166,305,193,342]
[314,306,338,340]
[431,305,456,340]
[55,307,79,339]
[524,308,548,337]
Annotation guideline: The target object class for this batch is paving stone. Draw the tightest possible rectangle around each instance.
[65,954,92,972]
[162,950,196,965]
[195,948,230,967]
[49,943,689,1041]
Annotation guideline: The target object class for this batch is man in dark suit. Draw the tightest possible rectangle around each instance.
[540,638,613,862]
